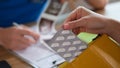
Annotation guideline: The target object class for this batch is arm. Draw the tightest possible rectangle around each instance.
[63,7,120,44]
[87,0,109,9]
[107,19,120,43]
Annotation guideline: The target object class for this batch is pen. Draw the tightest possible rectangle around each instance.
[13,22,22,29]
[13,22,36,41]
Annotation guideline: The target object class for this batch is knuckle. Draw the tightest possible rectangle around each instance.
[11,28,18,34]
[9,40,16,46]
[24,29,32,34]
[77,6,84,10]
[10,35,17,40]
[25,41,31,45]
[9,45,15,50]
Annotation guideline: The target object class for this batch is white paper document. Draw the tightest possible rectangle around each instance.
[12,26,65,68]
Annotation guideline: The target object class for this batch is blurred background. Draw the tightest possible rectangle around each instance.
[109,0,119,3]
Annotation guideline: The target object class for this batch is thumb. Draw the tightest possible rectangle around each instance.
[63,17,88,30]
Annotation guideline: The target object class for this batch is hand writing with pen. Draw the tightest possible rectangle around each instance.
[0,25,39,50]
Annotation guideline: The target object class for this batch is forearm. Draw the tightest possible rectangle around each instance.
[87,0,108,9]
[107,19,120,44]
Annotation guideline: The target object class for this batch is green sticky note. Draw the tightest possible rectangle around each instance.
[77,32,97,44]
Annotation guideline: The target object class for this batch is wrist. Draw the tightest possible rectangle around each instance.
[107,19,120,43]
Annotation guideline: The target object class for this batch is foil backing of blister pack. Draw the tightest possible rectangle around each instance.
[47,29,87,62]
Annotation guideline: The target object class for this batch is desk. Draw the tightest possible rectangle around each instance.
[0,2,120,68]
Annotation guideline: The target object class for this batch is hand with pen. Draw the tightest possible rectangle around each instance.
[0,26,39,50]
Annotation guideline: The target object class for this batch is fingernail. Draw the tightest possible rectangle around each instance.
[36,35,40,41]
[28,38,36,44]
[63,23,70,30]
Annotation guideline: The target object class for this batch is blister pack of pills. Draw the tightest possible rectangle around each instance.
[47,29,87,62]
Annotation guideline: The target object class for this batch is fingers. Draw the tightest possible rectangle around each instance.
[63,7,96,31]
[13,27,39,50]
[72,27,81,35]
[0,26,40,50]
[18,27,40,41]
[21,36,36,45]
[63,16,88,30]
[8,34,38,50]
[64,7,93,23]
[15,25,39,41]
[6,35,33,50]
[16,37,35,50]
[64,7,82,23]
[11,42,29,50]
